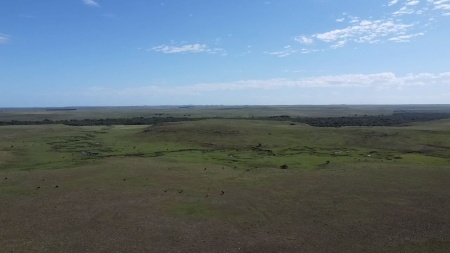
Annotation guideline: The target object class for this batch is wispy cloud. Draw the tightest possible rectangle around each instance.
[406,0,420,6]
[151,43,225,55]
[295,36,314,45]
[392,6,416,16]
[83,0,100,7]
[388,32,424,42]
[185,72,450,91]
[314,20,412,45]
[291,0,449,51]
[388,0,400,6]
[266,46,296,57]
[0,33,10,44]
[85,72,450,97]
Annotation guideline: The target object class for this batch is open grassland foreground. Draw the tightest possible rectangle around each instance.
[1,119,450,252]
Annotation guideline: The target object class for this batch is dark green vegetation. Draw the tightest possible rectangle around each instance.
[1,106,450,252]
[3,105,450,127]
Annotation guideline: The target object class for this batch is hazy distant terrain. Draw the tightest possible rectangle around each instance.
[2,104,450,121]
[1,105,450,252]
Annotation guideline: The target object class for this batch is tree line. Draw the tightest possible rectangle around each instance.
[263,112,450,127]
[0,117,203,126]
[1,112,450,127]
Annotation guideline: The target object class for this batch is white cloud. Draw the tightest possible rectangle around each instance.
[300,48,321,54]
[196,72,450,91]
[393,0,450,15]
[435,3,450,9]
[83,0,99,7]
[393,6,416,15]
[406,0,421,6]
[295,36,314,45]
[388,0,400,6]
[331,40,346,49]
[433,0,450,4]
[430,0,450,13]
[0,34,10,44]
[293,0,450,51]
[267,46,297,57]
[389,32,424,42]
[85,72,450,97]
[151,43,225,55]
[314,20,412,44]
[349,17,360,23]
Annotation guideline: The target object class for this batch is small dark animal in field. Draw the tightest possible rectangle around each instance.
[179,189,183,193]
[220,190,225,195]
[41,179,45,181]
[123,178,126,181]
[4,177,7,180]
[280,164,288,170]
[164,189,168,192]
[204,168,206,170]
[36,186,40,190]
[10,145,13,148]
[326,161,330,164]
[55,185,58,188]
[205,194,210,198]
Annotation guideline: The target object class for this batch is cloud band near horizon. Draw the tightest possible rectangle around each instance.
[85,72,450,96]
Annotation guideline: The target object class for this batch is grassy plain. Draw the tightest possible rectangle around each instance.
[1,107,450,252]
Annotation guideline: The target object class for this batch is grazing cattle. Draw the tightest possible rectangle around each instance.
[220,190,225,195]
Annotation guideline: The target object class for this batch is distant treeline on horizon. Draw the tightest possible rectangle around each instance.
[2,111,450,127]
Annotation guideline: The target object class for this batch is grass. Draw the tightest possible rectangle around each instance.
[1,116,450,252]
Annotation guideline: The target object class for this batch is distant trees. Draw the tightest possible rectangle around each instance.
[262,112,450,127]
[1,111,450,127]
[0,117,203,126]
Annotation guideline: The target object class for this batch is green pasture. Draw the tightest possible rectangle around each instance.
[2,119,449,172]
[1,118,450,252]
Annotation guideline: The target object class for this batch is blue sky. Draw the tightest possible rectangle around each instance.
[1,0,450,107]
